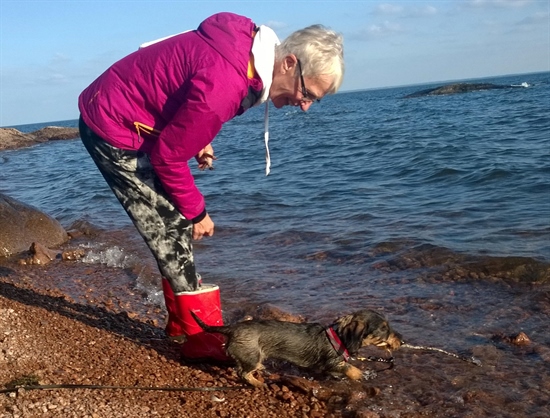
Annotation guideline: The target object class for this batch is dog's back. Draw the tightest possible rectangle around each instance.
[191,310,322,344]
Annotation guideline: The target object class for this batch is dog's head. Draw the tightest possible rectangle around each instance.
[332,309,402,355]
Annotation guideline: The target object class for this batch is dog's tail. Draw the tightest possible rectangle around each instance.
[189,310,232,335]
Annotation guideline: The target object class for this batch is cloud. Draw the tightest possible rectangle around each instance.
[37,72,70,84]
[38,53,73,85]
[463,0,533,8]
[348,20,404,41]
[374,3,438,17]
[374,3,404,15]
[516,11,550,26]
[373,21,403,33]
[262,20,288,30]
[408,5,438,17]
[50,53,71,65]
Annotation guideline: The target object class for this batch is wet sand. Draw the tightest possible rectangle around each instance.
[1,242,549,417]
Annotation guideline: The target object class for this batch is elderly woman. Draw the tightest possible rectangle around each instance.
[78,12,344,362]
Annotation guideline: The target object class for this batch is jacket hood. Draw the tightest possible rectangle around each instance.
[196,13,256,76]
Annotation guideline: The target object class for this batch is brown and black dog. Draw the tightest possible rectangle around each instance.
[191,309,402,387]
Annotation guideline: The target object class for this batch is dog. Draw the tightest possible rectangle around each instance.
[191,309,402,387]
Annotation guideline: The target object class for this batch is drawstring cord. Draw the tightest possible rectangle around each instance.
[264,102,270,176]
[134,121,161,143]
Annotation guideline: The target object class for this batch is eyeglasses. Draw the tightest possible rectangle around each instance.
[297,59,321,103]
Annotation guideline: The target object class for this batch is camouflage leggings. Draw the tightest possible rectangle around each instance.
[79,117,200,293]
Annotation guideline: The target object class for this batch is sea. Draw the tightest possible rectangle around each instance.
[2,72,550,305]
[1,72,550,415]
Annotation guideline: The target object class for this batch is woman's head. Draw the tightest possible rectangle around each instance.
[275,25,344,94]
[270,25,344,110]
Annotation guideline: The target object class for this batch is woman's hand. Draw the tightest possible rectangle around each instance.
[193,213,214,240]
[196,144,216,170]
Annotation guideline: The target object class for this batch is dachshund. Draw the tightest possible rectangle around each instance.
[190,309,402,387]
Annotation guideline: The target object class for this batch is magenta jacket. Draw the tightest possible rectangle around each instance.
[78,13,263,221]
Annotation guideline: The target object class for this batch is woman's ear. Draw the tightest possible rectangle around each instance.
[282,54,298,73]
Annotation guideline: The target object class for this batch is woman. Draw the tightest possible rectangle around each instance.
[78,12,344,362]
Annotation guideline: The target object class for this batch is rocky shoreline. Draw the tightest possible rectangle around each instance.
[0,254,391,418]
[0,259,315,418]
[0,126,79,152]
[2,241,550,417]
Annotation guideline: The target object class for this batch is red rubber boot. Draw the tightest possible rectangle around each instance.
[162,279,230,362]
[162,278,186,342]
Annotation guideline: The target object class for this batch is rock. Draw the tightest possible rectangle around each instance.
[30,126,80,141]
[230,302,307,324]
[254,303,306,323]
[19,242,59,265]
[404,82,523,98]
[0,128,37,150]
[465,256,550,283]
[0,126,79,151]
[17,242,84,265]
[0,193,68,257]
[512,332,531,346]
[491,331,532,347]
[61,248,86,261]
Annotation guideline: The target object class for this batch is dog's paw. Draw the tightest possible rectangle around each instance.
[362,370,378,381]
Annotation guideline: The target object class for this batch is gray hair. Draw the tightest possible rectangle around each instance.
[275,25,344,93]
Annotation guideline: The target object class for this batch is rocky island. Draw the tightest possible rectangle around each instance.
[404,82,529,98]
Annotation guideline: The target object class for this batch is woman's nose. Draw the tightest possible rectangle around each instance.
[300,100,313,111]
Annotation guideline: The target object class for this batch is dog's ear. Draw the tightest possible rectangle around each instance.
[334,310,390,354]
[333,314,368,354]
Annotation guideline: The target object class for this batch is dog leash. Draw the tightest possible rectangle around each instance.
[0,382,249,394]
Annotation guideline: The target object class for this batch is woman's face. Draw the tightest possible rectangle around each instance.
[269,55,333,111]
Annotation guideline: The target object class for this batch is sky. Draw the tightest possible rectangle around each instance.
[0,0,548,126]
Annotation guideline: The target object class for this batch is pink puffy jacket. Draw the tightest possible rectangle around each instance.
[78,13,263,221]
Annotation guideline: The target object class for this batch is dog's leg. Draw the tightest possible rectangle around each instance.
[230,350,265,388]
[237,359,265,387]
[242,370,265,388]
[343,364,364,380]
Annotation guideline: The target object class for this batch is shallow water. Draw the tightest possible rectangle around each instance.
[3,242,548,417]
[1,72,549,416]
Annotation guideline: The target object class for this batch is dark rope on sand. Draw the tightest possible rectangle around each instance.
[1,343,481,394]
[0,383,249,394]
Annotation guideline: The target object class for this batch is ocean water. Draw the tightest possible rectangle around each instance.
[2,72,550,416]
[3,72,548,269]
[2,70,549,312]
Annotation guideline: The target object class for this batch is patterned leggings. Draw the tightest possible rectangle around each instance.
[79,117,200,293]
